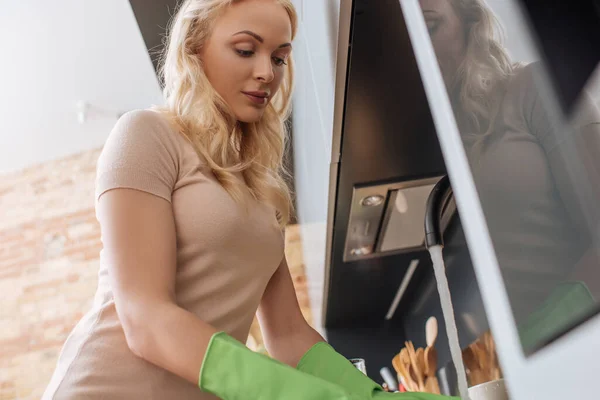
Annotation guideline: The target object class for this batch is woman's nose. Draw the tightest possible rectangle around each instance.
[254,56,275,83]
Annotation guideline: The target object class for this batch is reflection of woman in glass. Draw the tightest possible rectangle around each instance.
[419,0,600,328]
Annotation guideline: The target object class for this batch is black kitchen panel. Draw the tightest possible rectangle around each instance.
[519,0,600,114]
[128,0,180,77]
[325,0,446,327]
[326,321,406,384]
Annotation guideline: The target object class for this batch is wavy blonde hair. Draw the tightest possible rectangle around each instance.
[449,0,516,140]
[154,0,297,226]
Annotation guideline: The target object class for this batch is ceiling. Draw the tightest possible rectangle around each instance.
[0,1,163,174]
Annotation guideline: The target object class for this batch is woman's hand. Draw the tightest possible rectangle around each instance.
[200,332,352,400]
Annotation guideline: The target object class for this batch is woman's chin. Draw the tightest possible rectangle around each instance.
[235,107,266,123]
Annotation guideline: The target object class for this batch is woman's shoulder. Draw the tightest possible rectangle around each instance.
[113,108,180,140]
[99,109,184,176]
[96,108,185,202]
[108,108,189,156]
[506,62,541,95]
[501,62,546,121]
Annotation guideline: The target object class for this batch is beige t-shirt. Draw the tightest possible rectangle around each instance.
[43,110,285,399]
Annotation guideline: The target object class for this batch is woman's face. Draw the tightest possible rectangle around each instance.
[200,0,293,123]
[419,0,466,87]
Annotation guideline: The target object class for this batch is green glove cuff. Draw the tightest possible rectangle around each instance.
[297,341,383,398]
[198,332,247,393]
[374,391,458,399]
[199,332,351,400]
[297,342,458,400]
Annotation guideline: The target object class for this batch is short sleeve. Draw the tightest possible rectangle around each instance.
[95,109,180,203]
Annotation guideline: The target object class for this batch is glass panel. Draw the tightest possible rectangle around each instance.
[417,0,600,354]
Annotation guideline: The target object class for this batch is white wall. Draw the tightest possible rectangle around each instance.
[290,0,341,332]
[0,1,163,174]
[291,0,340,223]
[486,0,538,64]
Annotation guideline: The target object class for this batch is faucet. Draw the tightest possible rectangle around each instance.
[423,174,472,399]
[424,175,453,249]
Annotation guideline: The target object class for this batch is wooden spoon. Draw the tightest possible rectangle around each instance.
[426,316,438,348]
[424,346,437,377]
[423,346,440,394]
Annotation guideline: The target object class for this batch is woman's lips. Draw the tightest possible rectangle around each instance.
[242,91,268,105]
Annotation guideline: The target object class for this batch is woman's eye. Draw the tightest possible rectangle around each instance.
[236,49,254,57]
[272,57,287,67]
[426,20,441,34]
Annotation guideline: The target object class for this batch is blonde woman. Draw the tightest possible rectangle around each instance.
[421,0,600,326]
[43,0,452,399]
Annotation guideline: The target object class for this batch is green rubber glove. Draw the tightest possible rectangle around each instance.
[297,341,458,400]
[374,391,457,399]
[199,332,351,400]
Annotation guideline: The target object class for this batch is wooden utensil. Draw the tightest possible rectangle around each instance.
[400,348,419,391]
[392,354,410,390]
[392,354,403,376]
[398,375,411,392]
[400,348,411,371]
[405,341,425,392]
[426,316,438,348]
[407,362,421,391]
[422,346,440,394]
[424,346,437,377]
[462,345,478,372]
[425,376,441,394]
[469,368,487,386]
[425,377,436,393]
[484,332,502,380]
[402,357,418,392]
[416,347,425,375]
[462,345,479,386]
[475,341,492,381]
[465,343,494,386]
[393,352,417,392]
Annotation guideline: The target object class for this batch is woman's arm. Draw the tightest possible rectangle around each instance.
[97,188,218,385]
[98,189,355,400]
[256,257,325,367]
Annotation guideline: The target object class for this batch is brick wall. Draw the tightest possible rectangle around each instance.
[0,149,311,400]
